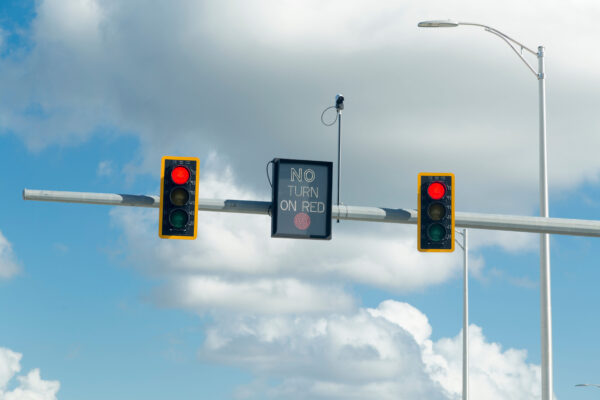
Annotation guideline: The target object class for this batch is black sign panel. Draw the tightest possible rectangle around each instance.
[271,158,333,240]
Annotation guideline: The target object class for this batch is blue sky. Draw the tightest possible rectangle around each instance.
[2,1,600,399]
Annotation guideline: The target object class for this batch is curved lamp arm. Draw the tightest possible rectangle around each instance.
[418,20,540,78]
[460,22,538,77]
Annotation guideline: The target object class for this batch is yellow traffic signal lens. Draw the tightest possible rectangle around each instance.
[170,188,189,206]
[427,203,446,221]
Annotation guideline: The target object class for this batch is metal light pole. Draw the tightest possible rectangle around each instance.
[456,229,469,400]
[418,20,552,400]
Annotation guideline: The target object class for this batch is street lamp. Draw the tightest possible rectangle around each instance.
[418,20,459,28]
[575,384,600,389]
[418,20,552,400]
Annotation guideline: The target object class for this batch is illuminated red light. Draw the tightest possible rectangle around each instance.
[427,182,446,200]
[171,166,190,185]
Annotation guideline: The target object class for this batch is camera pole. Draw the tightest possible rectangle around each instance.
[320,94,345,223]
[335,94,344,223]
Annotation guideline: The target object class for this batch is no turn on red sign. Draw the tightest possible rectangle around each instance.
[270,158,333,240]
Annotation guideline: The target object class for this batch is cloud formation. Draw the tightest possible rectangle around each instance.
[202,300,540,399]
[106,161,541,398]
[0,231,20,279]
[0,347,60,400]
[96,160,114,177]
[0,3,566,398]
[2,0,600,217]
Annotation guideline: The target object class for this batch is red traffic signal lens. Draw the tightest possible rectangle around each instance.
[427,182,446,200]
[171,166,190,185]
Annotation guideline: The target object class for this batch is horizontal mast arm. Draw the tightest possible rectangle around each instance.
[23,189,600,237]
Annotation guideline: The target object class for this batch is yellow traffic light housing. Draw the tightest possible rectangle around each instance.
[418,172,454,252]
[159,156,199,239]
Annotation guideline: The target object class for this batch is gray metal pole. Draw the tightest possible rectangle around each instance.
[337,110,342,223]
[463,228,469,400]
[538,45,553,400]
[22,189,600,237]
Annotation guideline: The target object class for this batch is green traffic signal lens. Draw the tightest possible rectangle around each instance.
[169,209,189,229]
[427,223,446,242]
[170,188,189,206]
[427,203,446,221]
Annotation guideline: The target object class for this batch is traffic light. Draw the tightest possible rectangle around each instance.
[159,156,200,240]
[418,173,454,252]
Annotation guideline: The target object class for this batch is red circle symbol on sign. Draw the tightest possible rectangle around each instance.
[294,212,311,230]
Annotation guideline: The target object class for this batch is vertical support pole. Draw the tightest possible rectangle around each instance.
[337,110,342,223]
[462,228,469,400]
[538,45,553,400]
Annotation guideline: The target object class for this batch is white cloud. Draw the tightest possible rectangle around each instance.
[0,348,21,391]
[468,230,538,254]
[201,300,540,400]
[51,243,69,254]
[34,0,104,50]
[156,276,356,315]
[0,231,20,279]
[0,3,586,398]
[432,325,540,399]
[483,267,538,290]
[96,160,114,177]
[0,347,60,400]
[2,0,600,218]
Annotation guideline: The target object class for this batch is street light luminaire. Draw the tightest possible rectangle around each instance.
[418,20,459,28]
